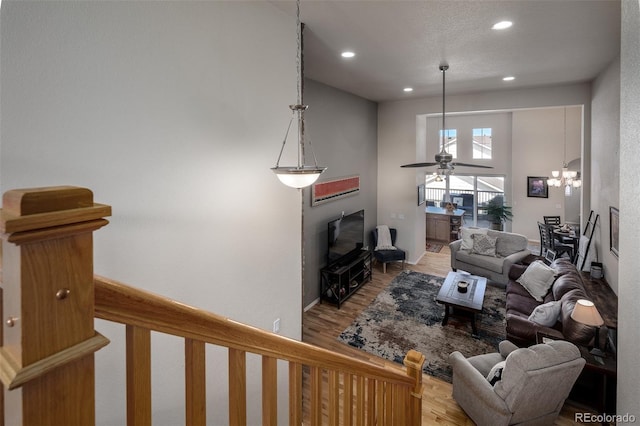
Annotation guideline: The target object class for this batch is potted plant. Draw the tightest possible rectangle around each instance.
[486,198,513,231]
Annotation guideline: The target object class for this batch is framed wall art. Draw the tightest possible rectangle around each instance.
[527,176,548,198]
[610,206,619,257]
[311,175,360,206]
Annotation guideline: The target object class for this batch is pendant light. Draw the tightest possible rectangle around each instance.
[271,0,326,188]
[547,107,581,196]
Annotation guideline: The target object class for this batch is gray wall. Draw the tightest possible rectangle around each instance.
[302,79,378,309]
[618,0,640,418]
[1,2,302,425]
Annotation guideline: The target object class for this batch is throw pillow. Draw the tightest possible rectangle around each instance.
[460,227,488,250]
[528,300,562,326]
[470,233,497,257]
[486,360,506,386]
[516,260,557,302]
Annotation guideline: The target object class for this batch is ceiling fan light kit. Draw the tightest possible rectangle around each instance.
[401,65,492,175]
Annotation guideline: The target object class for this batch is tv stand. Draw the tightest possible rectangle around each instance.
[320,250,372,308]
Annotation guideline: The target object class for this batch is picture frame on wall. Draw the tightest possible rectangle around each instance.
[527,176,549,198]
[610,206,619,257]
[417,183,425,206]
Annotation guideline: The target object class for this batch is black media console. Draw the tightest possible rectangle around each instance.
[320,250,372,309]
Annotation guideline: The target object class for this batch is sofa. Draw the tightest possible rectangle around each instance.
[505,258,597,347]
[450,228,531,285]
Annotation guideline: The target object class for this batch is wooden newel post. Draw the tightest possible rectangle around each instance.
[403,349,426,426]
[0,186,111,426]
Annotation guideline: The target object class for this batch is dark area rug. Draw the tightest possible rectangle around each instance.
[338,270,506,382]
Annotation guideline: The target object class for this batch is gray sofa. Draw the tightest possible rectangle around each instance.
[450,228,531,285]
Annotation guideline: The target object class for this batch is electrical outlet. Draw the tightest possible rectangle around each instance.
[273,318,281,334]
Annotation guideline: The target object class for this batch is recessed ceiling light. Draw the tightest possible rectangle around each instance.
[403,87,413,92]
[503,76,515,81]
[492,21,513,30]
[341,51,355,58]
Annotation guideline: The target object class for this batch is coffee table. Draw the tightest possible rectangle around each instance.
[436,271,487,336]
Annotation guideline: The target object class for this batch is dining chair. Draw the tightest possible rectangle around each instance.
[538,222,574,260]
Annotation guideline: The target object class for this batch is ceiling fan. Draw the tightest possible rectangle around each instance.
[401,65,493,174]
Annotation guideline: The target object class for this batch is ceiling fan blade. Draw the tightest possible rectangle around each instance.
[451,162,494,169]
[401,162,438,168]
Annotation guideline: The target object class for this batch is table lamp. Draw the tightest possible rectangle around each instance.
[571,299,605,357]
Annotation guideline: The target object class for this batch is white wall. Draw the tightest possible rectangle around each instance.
[511,106,582,241]
[378,84,592,263]
[1,2,301,425]
[591,59,621,293]
[618,0,640,418]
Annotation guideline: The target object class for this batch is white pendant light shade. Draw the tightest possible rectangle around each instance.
[273,167,324,188]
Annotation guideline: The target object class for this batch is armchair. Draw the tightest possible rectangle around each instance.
[450,340,585,426]
[371,227,406,273]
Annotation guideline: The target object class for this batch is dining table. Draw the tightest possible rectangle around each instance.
[553,227,579,261]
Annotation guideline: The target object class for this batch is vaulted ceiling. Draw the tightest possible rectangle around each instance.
[271,1,621,102]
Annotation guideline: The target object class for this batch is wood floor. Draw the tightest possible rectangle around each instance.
[302,245,587,425]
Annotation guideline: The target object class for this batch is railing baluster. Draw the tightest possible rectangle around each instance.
[355,375,365,426]
[376,381,385,425]
[342,372,353,425]
[288,362,303,426]
[126,325,151,426]
[328,370,339,425]
[309,366,322,426]
[185,338,206,426]
[262,355,277,426]
[366,378,376,425]
[228,348,247,425]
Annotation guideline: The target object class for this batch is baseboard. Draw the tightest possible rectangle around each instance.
[304,298,320,312]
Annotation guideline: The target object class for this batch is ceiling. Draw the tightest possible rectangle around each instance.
[271,0,621,103]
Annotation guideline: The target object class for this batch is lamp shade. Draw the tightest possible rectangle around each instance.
[570,299,604,326]
[272,167,325,188]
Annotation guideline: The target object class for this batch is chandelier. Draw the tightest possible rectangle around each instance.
[547,107,581,196]
[271,0,326,188]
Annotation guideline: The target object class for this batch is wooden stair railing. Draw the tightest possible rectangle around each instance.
[94,275,426,425]
[0,186,426,426]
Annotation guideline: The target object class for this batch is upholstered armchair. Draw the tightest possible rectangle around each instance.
[371,227,406,273]
[449,340,585,426]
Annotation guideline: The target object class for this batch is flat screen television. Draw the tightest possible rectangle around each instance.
[327,209,365,267]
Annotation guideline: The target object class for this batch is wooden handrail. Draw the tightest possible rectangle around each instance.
[94,275,416,386]
[95,275,425,424]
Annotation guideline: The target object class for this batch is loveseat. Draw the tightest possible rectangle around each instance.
[505,258,597,347]
[450,228,531,285]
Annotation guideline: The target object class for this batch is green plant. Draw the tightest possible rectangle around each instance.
[486,198,513,225]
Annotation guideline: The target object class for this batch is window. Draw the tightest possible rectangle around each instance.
[472,128,492,159]
[439,129,457,158]
[425,174,505,228]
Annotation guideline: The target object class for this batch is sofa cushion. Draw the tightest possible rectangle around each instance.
[460,227,488,250]
[456,249,505,273]
[528,301,562,327]
[516,261,556,302]
[471,233,497,257]
[560,291,596,344]
[487,230,529,258]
